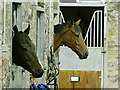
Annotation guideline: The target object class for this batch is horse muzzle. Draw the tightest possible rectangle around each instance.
[76,50,88,59]
[32,68,44,78]
[82,52,88,59]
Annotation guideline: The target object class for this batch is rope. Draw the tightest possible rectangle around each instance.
[1,58,9,88]
[1,58,4,88]
[30,73,40,85]
[30,73,35,85]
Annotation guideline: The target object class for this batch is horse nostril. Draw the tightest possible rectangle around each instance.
[37,68,44,76]
[37,68,41,73]
[84,52,88,58]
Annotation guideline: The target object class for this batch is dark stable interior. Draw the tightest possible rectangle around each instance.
[60,6,104,39]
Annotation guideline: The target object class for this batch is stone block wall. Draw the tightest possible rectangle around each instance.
[105,2,119,88]
[0,1,12,88]
[0,0,119,88]
[0,0,59,88]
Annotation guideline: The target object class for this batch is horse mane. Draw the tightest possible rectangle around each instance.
[54,24,64,34]
[54,20,82,34]
[54,20,73,34]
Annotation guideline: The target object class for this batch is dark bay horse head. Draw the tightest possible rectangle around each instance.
[12,25,44,78]
[54,19,88,59]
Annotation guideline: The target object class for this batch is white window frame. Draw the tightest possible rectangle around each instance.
[76,0,104,3]
[12,2,22,31]
[36,7,45,65]
[60,0,105,3]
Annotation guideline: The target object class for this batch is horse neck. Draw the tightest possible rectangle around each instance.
[54,30,66,52]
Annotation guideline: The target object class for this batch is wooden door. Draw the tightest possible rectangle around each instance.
[59,70,101,88]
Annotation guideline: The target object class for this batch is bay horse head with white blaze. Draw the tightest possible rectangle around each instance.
[54,19,88,59]
[12,25,44,78]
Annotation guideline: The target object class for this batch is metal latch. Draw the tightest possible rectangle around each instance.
[101,50,106,53]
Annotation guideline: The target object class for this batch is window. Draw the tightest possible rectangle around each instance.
[60,6,104,47]
[12,3,22,31]
[36,11,45,65]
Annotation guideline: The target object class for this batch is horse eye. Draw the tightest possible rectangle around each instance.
[71,31,79,37]
[75,34,79,37]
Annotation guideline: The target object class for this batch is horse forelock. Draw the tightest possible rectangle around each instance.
[14,31,32,46]
[74,23,82,33]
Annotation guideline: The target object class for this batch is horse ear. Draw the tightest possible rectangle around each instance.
[24,24,30,34]
[13,25,18,34]
[76,19,81,25]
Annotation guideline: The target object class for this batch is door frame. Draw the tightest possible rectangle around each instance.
[59,3,107,88]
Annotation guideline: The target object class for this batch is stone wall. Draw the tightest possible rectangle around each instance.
[3,0,120,89]
[118,2,120,89]
[0,0,59,88]
[0,1,12,88]
[0,1,3,88]
[105,2,118,88]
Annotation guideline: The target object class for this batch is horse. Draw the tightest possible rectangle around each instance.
[12,25,44,78]
[54,19,88,59]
